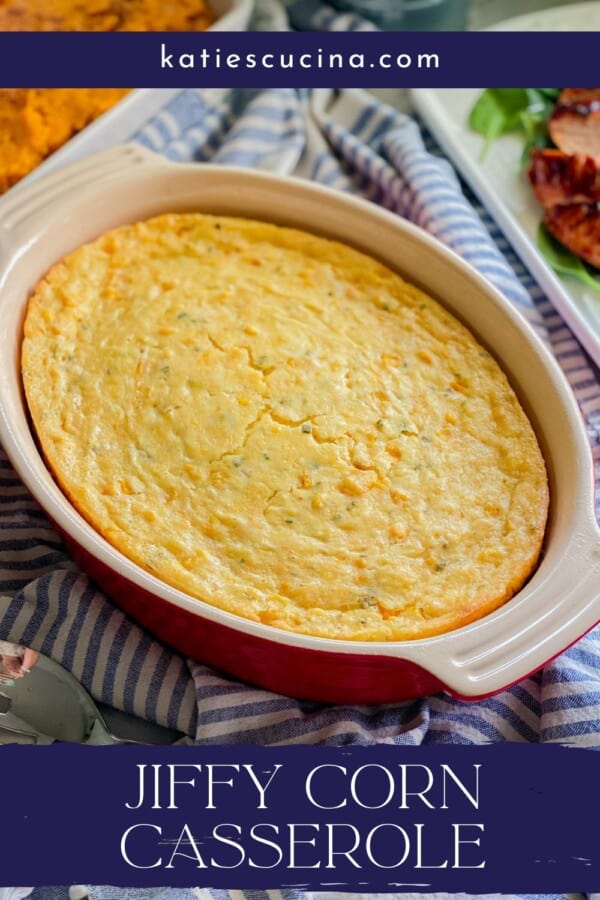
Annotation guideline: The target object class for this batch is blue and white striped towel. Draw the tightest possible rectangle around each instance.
[1,85,599,750]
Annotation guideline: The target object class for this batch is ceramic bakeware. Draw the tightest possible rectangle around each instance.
[206,0,254,30]
[0,144,598,703]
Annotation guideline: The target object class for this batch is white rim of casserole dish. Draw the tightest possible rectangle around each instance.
[0,144,598,697]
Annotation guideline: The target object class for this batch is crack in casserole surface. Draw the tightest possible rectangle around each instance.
[22,214,549,641]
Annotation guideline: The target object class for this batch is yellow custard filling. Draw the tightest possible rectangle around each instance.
[22,213,549,641]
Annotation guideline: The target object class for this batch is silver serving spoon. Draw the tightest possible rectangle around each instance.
[0,652,187,745]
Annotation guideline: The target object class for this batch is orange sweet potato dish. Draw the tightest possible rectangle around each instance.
[0,0,215,193]
[0,89,130,193]
[0,0,214,32]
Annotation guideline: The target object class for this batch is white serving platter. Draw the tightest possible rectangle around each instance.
[411,1,600,368]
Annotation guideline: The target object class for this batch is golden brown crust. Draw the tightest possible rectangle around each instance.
[22,214,549,642]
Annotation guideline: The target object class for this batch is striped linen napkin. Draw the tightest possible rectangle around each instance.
[1,85,599,750]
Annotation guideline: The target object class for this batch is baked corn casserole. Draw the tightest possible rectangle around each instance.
[22,214,549,641]
[0,0,214,194]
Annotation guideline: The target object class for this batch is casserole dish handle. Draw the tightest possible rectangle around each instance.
[406,511,600,698]
[0,144,164,247]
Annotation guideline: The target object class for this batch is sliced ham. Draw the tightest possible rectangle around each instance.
[544,202,600,269]
[528,148,600,206]
[548,88,600,161]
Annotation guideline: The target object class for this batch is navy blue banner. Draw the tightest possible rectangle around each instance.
[0,32,598,87]
[0,743,597,890]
